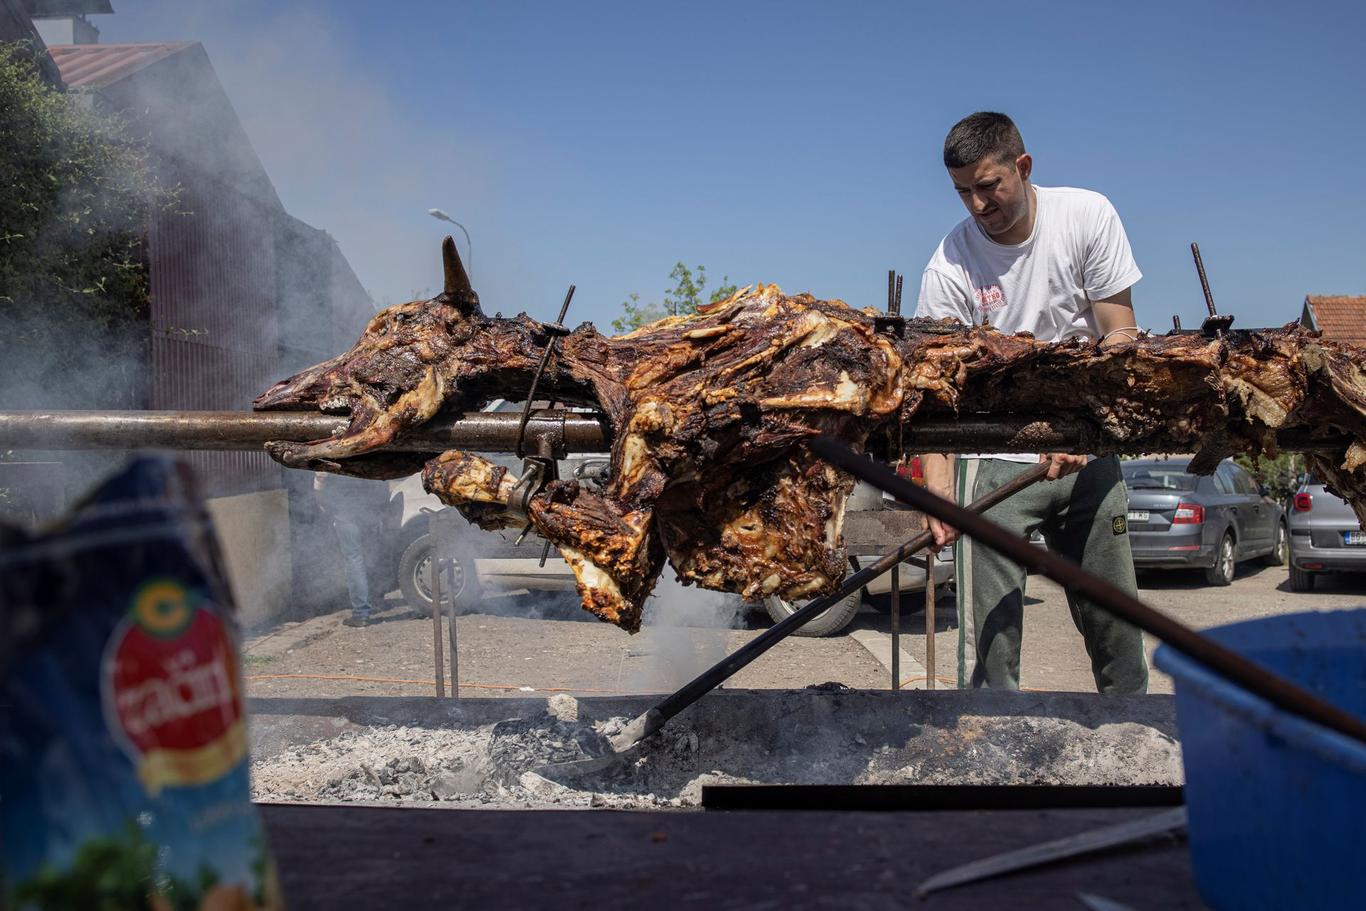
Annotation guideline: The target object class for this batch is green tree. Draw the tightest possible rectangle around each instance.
[0,43,174,409]
[1236,451,1304,503]
[611,262,739,334]
[10,820,158,910]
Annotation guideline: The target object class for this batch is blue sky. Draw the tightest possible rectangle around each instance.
[100,0,1366,332]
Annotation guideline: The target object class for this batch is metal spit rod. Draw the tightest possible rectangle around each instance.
[0,410,1347,455]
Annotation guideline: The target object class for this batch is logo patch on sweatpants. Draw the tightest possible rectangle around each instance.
[1112,515,1128,535]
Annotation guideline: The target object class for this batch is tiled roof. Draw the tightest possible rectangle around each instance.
[1305,295,1366,345]
[25,2,115,15]
[48,41,194,88]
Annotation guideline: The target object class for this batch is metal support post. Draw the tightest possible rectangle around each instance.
[429,508,466,699]
[925,550,936,690]
[890,565,900,691]
[445,558,460,699]
[430,550,446,698]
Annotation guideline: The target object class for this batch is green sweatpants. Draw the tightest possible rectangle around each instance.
[955,456,1148,694]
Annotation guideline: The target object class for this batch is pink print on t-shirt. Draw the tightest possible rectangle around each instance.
[974,284,1006,315]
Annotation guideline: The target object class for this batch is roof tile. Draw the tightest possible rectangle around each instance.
[1306,295,1366,345]
[48,42,194,89]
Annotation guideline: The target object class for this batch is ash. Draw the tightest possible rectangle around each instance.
[251,710,747,809]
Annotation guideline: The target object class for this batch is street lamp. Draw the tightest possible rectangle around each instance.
[427,208,472,279]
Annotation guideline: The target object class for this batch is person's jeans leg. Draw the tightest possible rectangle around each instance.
[332,515,372,618]
[968,460,1048,689]
[1051,457,1148,695]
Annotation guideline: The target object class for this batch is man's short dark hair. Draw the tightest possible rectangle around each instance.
[943,112,1026,169]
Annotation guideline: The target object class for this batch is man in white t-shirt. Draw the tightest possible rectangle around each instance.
[915,112,1148,694]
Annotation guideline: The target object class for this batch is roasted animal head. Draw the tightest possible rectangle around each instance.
[253,237,483,474]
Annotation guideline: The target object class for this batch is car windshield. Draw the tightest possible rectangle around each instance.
[1122,465,1198,491]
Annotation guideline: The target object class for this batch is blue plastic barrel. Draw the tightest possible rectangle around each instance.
[1153,609,1366,911]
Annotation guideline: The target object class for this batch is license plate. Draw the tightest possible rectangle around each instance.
[1345,531,1366,546]
[1127,511,1149,523]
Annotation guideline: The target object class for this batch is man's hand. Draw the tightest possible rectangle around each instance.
[1040,452,1087,480]
[928,514,959,549]
[922,453,959,547]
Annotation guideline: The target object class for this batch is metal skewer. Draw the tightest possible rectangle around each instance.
[1190,242,1233,337]
[516,285,576,458]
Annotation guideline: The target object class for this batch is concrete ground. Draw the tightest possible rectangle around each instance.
[243,561,1366,701]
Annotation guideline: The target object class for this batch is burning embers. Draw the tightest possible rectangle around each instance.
[255,239,1366,631]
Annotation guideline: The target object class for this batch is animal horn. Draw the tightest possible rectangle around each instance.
[440,235,479,313]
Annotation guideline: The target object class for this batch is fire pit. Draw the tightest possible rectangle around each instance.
[248,689,1182,810]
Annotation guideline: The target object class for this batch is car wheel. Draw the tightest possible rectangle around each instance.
[1203,532,1235,586]
[398,533,482,612]
[763,589,863,637]
[1289,564,1315,592]
[1261,522,1288,567]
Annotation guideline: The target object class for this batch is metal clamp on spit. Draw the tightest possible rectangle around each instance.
[1168,242,1235,339]
[511,285,577,561]
[873,270,906,336]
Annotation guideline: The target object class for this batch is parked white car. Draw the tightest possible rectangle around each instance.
[386,410,952,636]
[386,461,595,611]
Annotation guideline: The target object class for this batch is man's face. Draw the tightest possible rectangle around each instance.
[948,153,1033,240]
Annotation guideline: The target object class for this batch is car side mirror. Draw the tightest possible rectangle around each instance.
[1258,484,1270,497]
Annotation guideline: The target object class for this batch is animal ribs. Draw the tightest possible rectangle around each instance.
[255,239,1366,631]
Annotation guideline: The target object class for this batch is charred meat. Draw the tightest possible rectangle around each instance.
[255,239,1366,631]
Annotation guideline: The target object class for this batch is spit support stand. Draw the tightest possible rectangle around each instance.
[427,509,446,698]
[890,563,900,691]
[445,557,460,698]
[430,508,465,698]
[925,549,936,689]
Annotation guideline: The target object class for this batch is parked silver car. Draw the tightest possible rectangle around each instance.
[1122,457,1287,586]
[1287,474,1366,591]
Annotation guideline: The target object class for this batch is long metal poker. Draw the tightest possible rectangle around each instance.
[811,437,1366,746]
[571,459,1054,762]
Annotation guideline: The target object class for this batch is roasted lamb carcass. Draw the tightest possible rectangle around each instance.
[255,238,1366,631]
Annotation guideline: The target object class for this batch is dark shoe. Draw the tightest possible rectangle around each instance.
[342,613,372,628]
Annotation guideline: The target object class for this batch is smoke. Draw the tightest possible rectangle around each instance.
[99,1,502,311]
[627,573,747,692]
[19,3,508,632]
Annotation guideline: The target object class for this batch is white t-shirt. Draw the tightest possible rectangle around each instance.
[914,184,1141,461]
